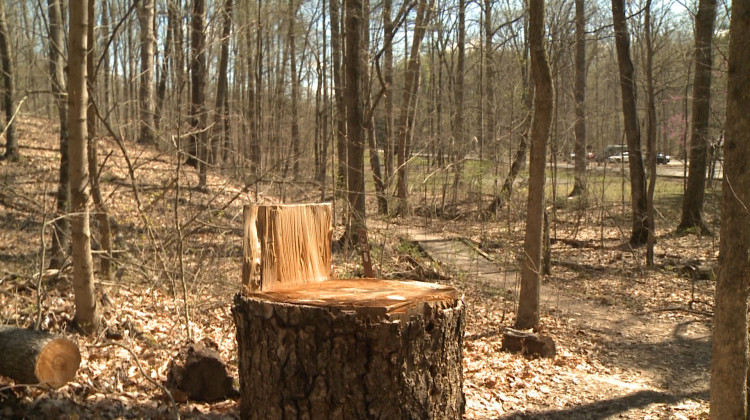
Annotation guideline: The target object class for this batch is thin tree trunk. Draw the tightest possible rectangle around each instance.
[288,0,300,179]
[611,0,648,246]
[569,0,587,197]
[395,0,433,215]
[383,0,394,186]
[48,0,70,270]
[155,0,176,131]
[330,0,347,193]
[343,0,366,242]
[644,0,657,266]
[709,0,750,415]
[678,0,716,234]
[515,0,553,330]
[138,0,156,144]
[0,1,18,161]
[68,0,100,333]
[363,0,387,215]
[451,0,466,204]
[215,0,233,164]
[190,0,208,188]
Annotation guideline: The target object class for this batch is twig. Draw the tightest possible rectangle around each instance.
[92,341,180,420]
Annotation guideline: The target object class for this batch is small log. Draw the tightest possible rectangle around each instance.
[0,326,81,388]
[166,341,237,403]
[502,328,556,359]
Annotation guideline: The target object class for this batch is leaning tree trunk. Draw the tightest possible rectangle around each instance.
[611,0,649,246]
[234,204,464,419]
[0,326,81,388]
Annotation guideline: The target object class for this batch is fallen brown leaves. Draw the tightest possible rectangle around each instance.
[0,117,713,419]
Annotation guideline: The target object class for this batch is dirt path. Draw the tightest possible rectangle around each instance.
[412,232,710,418]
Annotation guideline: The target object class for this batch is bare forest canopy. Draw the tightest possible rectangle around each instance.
[1,0,730,188]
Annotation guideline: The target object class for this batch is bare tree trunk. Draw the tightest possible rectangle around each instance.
[515,0,553,330]
[68,0,100,333]
[678,0,716,234]
[138,0,156,145]
[0,1,18,161]
[450,0,466,204]
[395,0,433,215]
[190,0,208,188]
[288,0,301,179]
[155,0,176,132]
[216,0,233,164]
[569,0,587,197]
[383,0,394,186]
[611,0,648,246]
[644,0,657,266]
[48,0,70,270]
[86,0,113,280]
[343,0,366,243]
[709,0,750,415]
[330,0,347,193]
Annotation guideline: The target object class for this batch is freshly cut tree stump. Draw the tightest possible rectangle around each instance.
[501,328,556,359]
[233,279,464,419]
[0,326,81,388]
[233,204,465,419]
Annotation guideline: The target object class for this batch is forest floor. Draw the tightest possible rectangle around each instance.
[0,116,714,419]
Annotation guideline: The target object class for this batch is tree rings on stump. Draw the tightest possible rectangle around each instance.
[0,326,81,388]
[233,278,465,419]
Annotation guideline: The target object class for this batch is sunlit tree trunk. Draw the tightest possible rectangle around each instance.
[68,0,100,333]
[569,0,587,197]
[709,0,750,415]
[47,0,70,270]
[515,0,553,330]
[288,0,300,179]
[0,1,17,161]
[216,0,233,164]
[395,0,433,215]
[87,0,113,280]
[343,0,366,242]
[644,0,657,266]
[678,0,716,234]
[450,0,466,204]
[137,0,156,145]
[330,0,347,194]
[611,0,648,246]
[383,0,394,186]
[190,0,208,188]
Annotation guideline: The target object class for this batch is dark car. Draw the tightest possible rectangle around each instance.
[656,153,670,164]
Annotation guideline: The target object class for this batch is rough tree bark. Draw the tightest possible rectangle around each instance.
[137,0,156,145]
[515,0,553,330]
[47,0,70,270]
[344,0,366,242]
[68,0,100,333]
[678,0,716,234]
[189,0,208,188]
[611,0,649,247]
[569,0,587,197]
[644,0,657,266]
[216,0,233,164]
[0,326,81,388]
[0,0,18,161]
[709,0,750,416]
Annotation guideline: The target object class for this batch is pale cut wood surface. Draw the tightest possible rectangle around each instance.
[242,203,333,292]
[244,278,458,320]
[0,326,81,388]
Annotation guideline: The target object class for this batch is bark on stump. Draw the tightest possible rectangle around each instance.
[233,279,464,419]
[0,326,81,388]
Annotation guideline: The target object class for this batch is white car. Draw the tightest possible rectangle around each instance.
[608,152,629,163]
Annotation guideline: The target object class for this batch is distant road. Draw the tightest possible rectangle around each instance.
[554,158,724,180]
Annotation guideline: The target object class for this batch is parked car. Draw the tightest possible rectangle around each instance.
[608,152,629,163]
[596,145,628,163]
[656,153,670,164]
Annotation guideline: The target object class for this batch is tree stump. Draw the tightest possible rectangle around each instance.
[233,204,465,419]
[0,326,81,388]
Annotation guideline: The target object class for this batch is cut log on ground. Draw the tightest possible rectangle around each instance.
[233,204,465,419]
[165,341,237,403]
[502,327,557,359]
[0,326,81,388]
